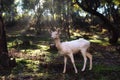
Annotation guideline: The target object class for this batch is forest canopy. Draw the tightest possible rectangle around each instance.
[1,0,120,44]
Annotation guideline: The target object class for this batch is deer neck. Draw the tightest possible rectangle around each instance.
[54,38,62,50]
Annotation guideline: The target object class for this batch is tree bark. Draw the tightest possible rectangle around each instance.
[0,16,8,53]
[75,0,119,44]
[0,0,16,69]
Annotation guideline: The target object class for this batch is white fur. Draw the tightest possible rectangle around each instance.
[51,30,92,73]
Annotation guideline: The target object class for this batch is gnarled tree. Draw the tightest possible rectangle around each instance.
[74,0,120,45]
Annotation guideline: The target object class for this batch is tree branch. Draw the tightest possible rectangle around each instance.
[75,0,119,44]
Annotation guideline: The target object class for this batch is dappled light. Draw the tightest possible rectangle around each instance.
[0,0,120,79]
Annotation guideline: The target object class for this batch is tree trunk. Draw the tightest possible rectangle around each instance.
[0,17,8,53]
[0,14,10,68]
[0,0,16,69]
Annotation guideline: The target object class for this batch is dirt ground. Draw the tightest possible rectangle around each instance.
[0,43,120,80]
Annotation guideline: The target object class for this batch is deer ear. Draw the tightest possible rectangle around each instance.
[48,29,52,33]
[56,28,61,34]
[48,28,55,33]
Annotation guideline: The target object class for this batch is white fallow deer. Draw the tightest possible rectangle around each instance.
[51,29,92,73]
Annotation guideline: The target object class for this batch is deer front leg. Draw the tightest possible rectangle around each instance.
[69,54,78,73]
[63,56,67,73]
[81,50,87,71]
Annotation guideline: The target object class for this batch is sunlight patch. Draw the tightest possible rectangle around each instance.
[90,39,102,44]
[38,45,49,50]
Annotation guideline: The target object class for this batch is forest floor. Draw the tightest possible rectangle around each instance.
[0,34,120,80]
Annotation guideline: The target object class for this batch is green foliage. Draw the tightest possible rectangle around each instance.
[22,0,39,10]
[113,0,120,5]
[2,0,18,22]
[93,64,120,73]
[2,0,14,11]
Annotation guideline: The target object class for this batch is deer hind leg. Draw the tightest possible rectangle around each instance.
[86,52,92,70]
[81,49,87,71]
[68,53,78,73]
[63,56,67,73]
